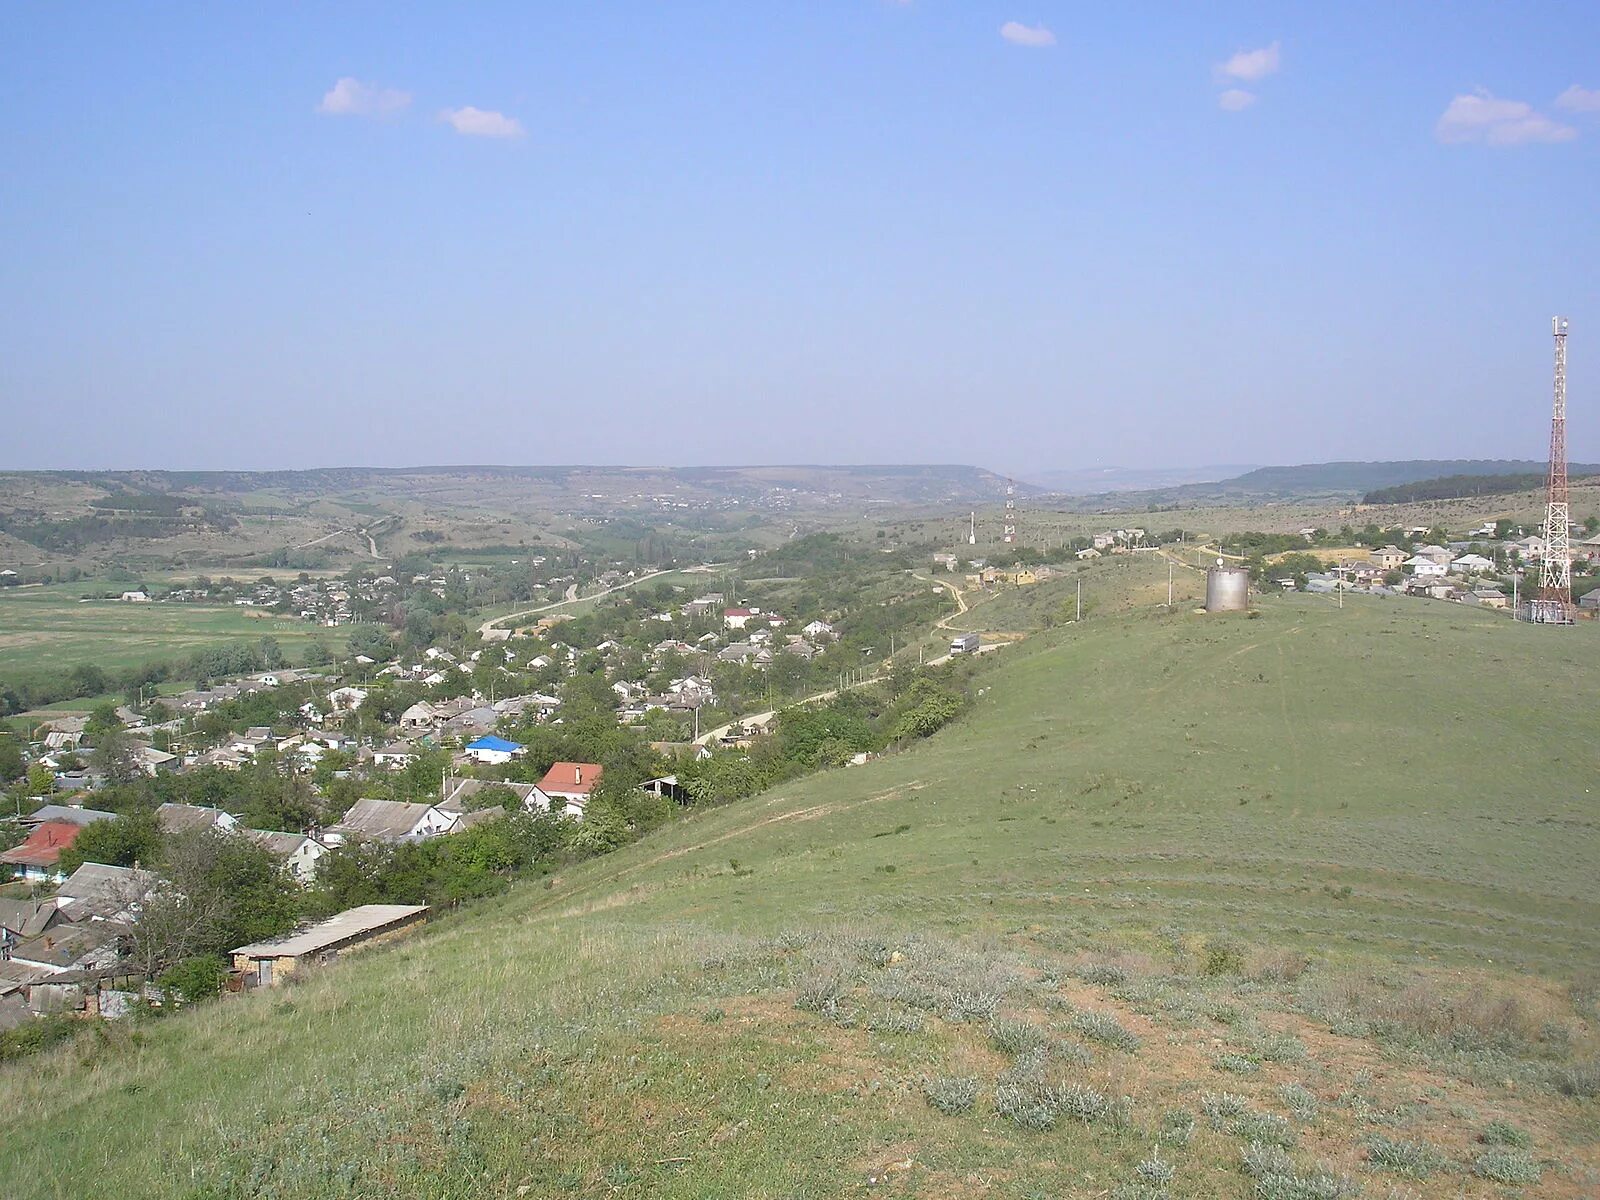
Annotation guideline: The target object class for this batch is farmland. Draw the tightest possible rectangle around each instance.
[0,584,323,684]
[5,593,1599,1197]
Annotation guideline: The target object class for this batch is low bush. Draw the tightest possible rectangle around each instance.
[1204,935,1247,977]
[1472,1148,1541,1184]
[1363,1135,1445,1179]
[988,1015,1046,1056]
[1551,1056,1600,1098]
[1479,1119,1531,1148]
[1071,1009,1142,1052]
[1279,1083,1319,1121]
[1217,1053,1260,1075]
[1242,1143,1361,1200]
[0,1014,80,1063]
[1135,1150,1176,1185]
[924,1074,980,1115]
[1160,1108,1196,1148]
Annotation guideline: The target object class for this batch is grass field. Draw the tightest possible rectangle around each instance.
[5,595,1599,1197]
[0,584,324,681]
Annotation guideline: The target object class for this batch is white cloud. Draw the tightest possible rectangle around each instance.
[1436,89,1576,146]
[999,21,1055,48]
[439,106,525,139]
[1555,84,1600,113]
[1216,41,1280,83]
[317,77,411,117]
[1218,88,1257,112]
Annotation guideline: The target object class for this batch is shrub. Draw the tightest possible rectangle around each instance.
[0,1014,80,1063]
[1363,1135,1444,1179]
[1201,1092,1250,1126]
[1235,1110,1297,1149]
[1479,1119,1531,1148]
[1078,962,1130,986]
[867,1008,924,1034]
[1071,1009,1142,1052]
[1058,1083,1120,1125]
[1204,935,1247,976]
[924,1074,980,1115]
[1472,1149,1541,1184]
[1217,1053,1260,1075]
[1159,1108,1196,1148]
[1279,1083,1319,1121]
[1254,1033,1307,1063]
[158,954,227,1005]
[1135,1150,1176,1186]
[988,1016,1046,1056]
[1551,1057,1600,1098]
[1242,1144,1361,1200]
[794,958,852,1018]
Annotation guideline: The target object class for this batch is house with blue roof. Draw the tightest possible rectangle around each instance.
[464,734,525,765]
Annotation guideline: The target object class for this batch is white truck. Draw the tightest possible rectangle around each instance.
[949,631,980,655]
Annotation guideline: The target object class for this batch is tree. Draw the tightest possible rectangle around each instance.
[127,831,297,976]
[259,636,286,670]
[57,810,162,875]
[0,736,23,784]
[91,728,143,788]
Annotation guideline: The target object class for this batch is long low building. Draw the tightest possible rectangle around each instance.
[230,904,428,987]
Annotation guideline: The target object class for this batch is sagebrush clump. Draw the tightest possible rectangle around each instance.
[924,1074,980,1115]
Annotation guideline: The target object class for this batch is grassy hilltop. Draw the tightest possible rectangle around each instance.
[5,596,1600,1198]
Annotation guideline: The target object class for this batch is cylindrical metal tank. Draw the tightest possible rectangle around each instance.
[1205,565,1250,612]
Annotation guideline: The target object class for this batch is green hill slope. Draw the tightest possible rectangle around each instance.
[6,597,1599,1198]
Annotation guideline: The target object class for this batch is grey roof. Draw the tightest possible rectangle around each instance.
[55,862,158,904]
[22,805,117,827]
[10,920,125,970]
[437,777,539,814]
[242,830,314,858]
[331,799,433,840]
[0,899,63,940]
[156,803,230,834]
[232,904,427,959]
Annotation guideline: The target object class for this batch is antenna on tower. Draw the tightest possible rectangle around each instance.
[967,511,976,546]
[1003,479,1017,545]
[1528,316,1574,624]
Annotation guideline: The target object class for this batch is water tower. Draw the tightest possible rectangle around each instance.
[1205,560,1250,613]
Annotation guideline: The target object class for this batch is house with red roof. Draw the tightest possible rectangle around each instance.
[0,821,83,884]
[534,762,603,819]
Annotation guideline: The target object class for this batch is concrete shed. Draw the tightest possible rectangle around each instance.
[231,904,428,987]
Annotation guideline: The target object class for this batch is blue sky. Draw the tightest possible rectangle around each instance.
[2,2,1597,474]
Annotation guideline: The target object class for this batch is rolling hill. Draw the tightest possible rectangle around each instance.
[4,596,1599,1197]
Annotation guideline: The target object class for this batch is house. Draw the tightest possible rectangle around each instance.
[372,742,419,770]
[1075,547,1101,560]
[134,745,178,775]
[327,686,367,712]
[1413,544,1455,566]
[1451,554,1496,575]
[1371,546,1406,571]
[156,803,238,836]
[1403,555,1447,578]
[119,591,150,602]
[1471,589,1510,610]
[638,775,691,805]
[0,899,66,941]
[231,904,428,988]
[723,607,759,630]
[802,620,836,640]
[242,830,329,884]
[534,762,603,819]
[442,706,499,737]
[21,805,116,828]
[327,799,457,844]
[438,776,542,815]
[54,863,158,922]
[1578,590,1600,613]
[464,735,525,765]
[0,821,82,883]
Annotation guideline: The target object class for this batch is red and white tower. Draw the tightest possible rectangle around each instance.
[1530,316,1574,625]
[1002,480,1016,545]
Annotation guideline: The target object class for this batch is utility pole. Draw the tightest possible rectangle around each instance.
[1167,561,1174,607]
[1076,578,1082,622]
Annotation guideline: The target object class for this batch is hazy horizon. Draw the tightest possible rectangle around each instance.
[3,4,1596,472]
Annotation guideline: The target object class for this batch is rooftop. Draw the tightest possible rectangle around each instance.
[232,904,428,959]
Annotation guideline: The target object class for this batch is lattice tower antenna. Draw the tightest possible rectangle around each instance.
[1003,479,1017,544]
[1532,316,1574,624]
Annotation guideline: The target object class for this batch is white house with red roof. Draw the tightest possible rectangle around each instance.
[534,762,603,819]
[723,607,759,630]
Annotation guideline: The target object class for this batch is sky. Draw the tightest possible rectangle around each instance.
[2,2,1598,475]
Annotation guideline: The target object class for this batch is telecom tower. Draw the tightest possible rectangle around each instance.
[1002,480,1017,544]
[1529,316,1574,625]
[967,512,977,546]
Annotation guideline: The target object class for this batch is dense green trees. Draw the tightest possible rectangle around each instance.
[58,810,162,875]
